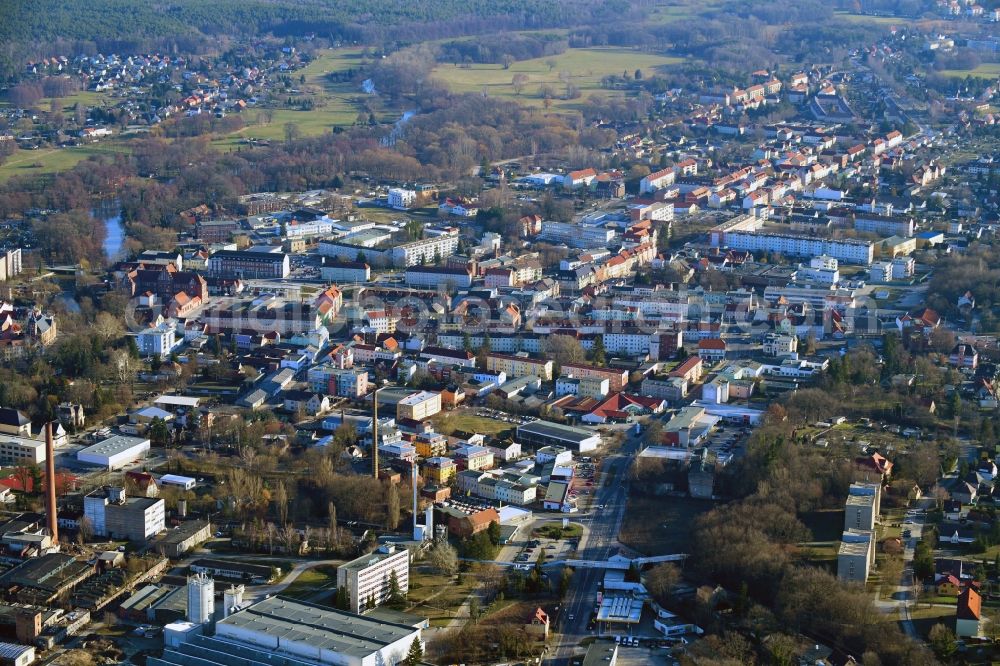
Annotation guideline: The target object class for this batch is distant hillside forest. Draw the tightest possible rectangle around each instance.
[0,0,636,71]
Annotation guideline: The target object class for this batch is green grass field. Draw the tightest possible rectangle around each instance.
[429,47,684,111]
[832,11,916,25]
[940,63,1000,79]
[433,411,514,437]
[212,47,385,150]
[279,565,340,600]
[0,143,129,181]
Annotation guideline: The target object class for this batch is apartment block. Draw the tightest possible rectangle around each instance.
[486,353,554,381]
[336,544,410,613]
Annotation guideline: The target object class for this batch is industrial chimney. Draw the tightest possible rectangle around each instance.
[44,423,58,544]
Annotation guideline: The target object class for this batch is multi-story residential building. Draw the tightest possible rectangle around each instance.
[136,321,178,356]
[423,456,456,484]
[837,529,874,584]
[486,353,554,381]
[0,248,23,281]
[639,167,676,194]
[283,216,336,239]
[669,356,704,383]
[308,366,370,398]
[413,432,447,458]
[207,249,290,279]
[762,333,798,357]
[396,391,442,422]
[195,219,242,242]
[388,188,417,210]
[538,222,615,249]
[853,214,915,238]
[641,375,688,402]
[844,493,876,531]
[336,543,410,613]
[420,346,475,369]
[405,266,473,289]
[560,363,629,392]
[723,231,874,265]
[555,376,610,399]
[455,445,494,471]
[84,487,165,542]
[320,260,371,283]
[602,329,653,357]
[390,232,460,267]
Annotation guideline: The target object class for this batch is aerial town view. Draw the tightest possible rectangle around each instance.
[0,0,999,664]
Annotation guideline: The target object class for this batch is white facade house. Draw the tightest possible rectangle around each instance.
[137,322,178,356]
[388,188,417,210]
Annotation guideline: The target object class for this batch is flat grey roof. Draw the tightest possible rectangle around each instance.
[518,419,598,444]
[339,547,407,572]
[217,596,418,658]
[78,435,149,458]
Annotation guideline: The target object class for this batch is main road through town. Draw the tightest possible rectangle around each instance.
[545,429,643,665]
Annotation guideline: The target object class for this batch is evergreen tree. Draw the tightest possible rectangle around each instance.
[591,335,606,366]
[334,585,350,610]
[487,520,501,547]
[403,638,424,666]
[387,569,407,608]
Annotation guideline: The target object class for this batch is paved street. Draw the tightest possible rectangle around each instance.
[546,431,643,665]
[874,498,934,637]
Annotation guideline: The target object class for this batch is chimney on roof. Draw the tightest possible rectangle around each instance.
[45,422,59,544]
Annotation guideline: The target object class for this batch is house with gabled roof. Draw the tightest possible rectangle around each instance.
[956,587,983,637]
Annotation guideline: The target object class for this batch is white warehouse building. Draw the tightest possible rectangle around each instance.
[77,435,151,470]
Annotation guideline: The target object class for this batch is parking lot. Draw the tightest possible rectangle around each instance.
[473,407,533,425]
[567,460,597,507]
[701,423,749,464]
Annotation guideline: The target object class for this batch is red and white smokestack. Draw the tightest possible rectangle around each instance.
[45,422,58,544]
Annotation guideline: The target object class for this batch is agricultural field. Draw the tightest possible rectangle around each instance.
[429,47,684,111]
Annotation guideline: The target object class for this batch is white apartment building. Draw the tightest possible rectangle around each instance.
[762,333,798,357]
[854,215,914,238]
[284,217,336,238]
[724,231,874,265]
[136,321,178,357]
[639,168,676,194]
[320,261,371,283]
[602,330,653,357]
[555,376,610,399]
[796,255,841,285]
[389,232,460,267]
[336,544,410,613]
[388,188,417,210]
[538,222,615,249]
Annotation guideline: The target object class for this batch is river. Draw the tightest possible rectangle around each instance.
[94,202,125,262]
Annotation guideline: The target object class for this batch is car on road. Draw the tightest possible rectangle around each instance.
[568,614,575,621]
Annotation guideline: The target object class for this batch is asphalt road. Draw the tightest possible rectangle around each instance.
[547,432,642,665]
